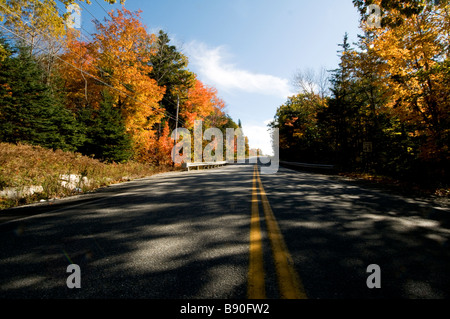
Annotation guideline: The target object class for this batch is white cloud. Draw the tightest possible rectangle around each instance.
[242,123,274,156]
[185,41,294,99]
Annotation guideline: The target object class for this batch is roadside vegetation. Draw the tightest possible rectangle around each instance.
[0,1,246,210]
[0,142,178,210]
[271,0,449,195]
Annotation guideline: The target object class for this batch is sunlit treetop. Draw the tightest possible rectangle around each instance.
[353,0,449,28]
[0,0,125,39]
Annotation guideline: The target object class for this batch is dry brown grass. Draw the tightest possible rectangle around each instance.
[0,143,177,210]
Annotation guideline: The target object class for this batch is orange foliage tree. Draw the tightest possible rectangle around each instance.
[150,122,174,166]
[59,8,165,163]
[93,8,165,162]
[58,7,240,166]
[180,77,227,129]
[180,77,215,129]
[59,29,103,111]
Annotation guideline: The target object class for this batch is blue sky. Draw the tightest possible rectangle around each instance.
[76,0,362,154]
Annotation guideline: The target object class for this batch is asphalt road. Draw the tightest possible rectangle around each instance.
[1,162,449,299]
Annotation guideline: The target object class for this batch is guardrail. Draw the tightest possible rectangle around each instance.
[182,161,228,171]
[280,161,336,171]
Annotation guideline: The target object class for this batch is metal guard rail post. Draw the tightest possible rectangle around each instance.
[279,161,336,170]
[182,161,228,171]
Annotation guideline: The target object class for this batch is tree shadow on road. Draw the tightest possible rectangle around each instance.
[0,165,254,299]
[260,167,450,299]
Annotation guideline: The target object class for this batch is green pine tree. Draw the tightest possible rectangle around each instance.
[149,30,196,130]
[78,90,133,163]
[320,33,363,169]
[0,40,84,151]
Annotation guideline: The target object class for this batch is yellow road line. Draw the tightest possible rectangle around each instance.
[248,165,266,299]
[256,167,307,299]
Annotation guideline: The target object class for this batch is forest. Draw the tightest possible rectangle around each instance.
[271,0,449,190]
[0,0,448,207]
[0,0,244,167]
[0,0,251,208]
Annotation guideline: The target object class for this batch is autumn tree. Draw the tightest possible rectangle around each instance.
[270,92,328,163]
[354,0,450,181]
[0,0,124,89]
[92,8,165,162]
[0,0,125,33]
[59,29,103,111]
[148,121,174,166]
[1,2,241,168]
[147,32,241,165]
[180,77,227,129]
[0,0,66,55]
[58,8,166,162]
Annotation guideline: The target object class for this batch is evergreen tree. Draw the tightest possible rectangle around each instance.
[0,39,84,151]
[149,30,195,130]
[320,33,362,169]
[78,90,133,163]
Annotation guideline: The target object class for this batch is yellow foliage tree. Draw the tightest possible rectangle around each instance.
[361,0,450,161]
[92,8,165,162]
[0,0,124,86]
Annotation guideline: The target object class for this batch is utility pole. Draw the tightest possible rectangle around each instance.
[172,94,180,167]
[175,94,180,141]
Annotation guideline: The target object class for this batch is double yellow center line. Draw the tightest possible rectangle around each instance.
[248,165,307,299]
